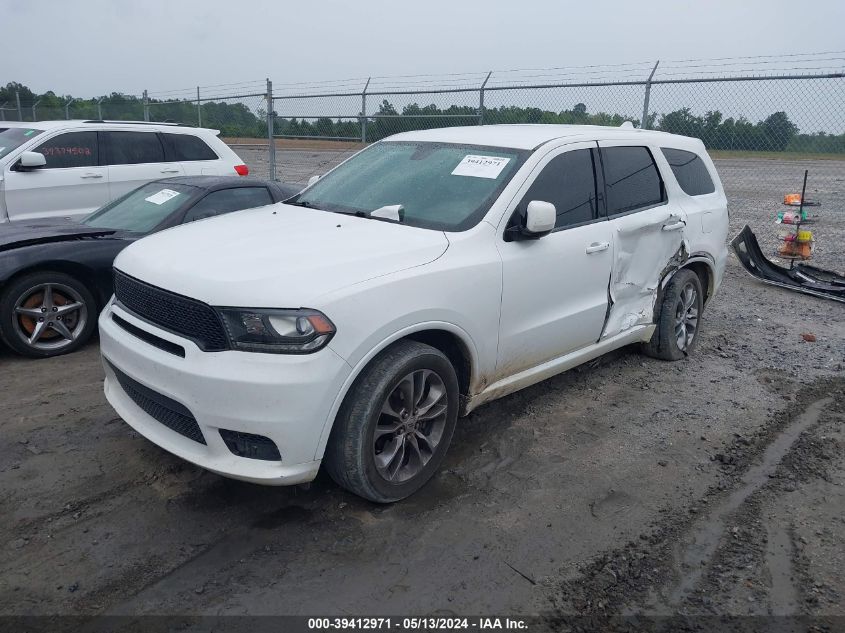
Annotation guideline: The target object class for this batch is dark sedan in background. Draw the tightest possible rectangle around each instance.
[0,176,299,358]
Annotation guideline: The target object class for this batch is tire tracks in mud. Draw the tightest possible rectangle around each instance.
[546,376,845,629]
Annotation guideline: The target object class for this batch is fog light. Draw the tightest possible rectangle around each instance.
[219,429,281,461]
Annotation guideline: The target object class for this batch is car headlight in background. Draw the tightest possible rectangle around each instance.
[218,308,335,354]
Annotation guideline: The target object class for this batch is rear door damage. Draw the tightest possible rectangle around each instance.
[602,210,688,338]
[731,225,845,303]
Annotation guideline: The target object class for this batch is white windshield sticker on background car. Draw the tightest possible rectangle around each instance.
[451,155,511,179]
[144,189,181,205]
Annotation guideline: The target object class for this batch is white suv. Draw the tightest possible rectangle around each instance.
[99,124,728,502]
[0,120,248,222]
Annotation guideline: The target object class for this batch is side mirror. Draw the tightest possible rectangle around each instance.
[525,201,556,235]
[307,174,321,187]
[16,151,47,170]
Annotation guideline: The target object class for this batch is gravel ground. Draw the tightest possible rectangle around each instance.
[0,151,843,628]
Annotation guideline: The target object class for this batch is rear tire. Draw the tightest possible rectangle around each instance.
[0,271,97,358]
[642,268,703,361]
[324,340,459,503]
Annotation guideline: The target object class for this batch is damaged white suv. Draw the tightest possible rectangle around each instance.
[99,124,728,502]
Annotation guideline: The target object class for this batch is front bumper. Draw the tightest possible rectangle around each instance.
[99,301,352,485]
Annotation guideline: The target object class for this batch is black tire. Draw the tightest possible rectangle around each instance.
[642,268,703,361]
[0,271,97,358]
[324,340,459,503]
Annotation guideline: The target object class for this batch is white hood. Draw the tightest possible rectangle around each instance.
[114,203,450,306]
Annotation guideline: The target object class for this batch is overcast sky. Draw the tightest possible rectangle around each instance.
[2,0,844,97]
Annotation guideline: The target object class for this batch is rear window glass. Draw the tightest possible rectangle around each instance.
[33,132,98,169]
[106,131,165,165]
[661,148,715,196]
[162,133,218,161]
[601,146,665,215]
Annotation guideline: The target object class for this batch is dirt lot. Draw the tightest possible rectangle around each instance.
[0,154,843,628]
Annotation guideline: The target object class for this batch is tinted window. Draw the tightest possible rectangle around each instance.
[519,149,597,229]
[661,148,715,196]
[33,132,98,169]
[184,187,273,222]
[601,146,665,215]
[106,131,165,165]
[162,133,218,161]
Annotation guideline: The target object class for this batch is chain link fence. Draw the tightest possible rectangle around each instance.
[3,54,843,203]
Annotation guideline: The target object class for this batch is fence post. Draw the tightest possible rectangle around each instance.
[16,90,22,121]
[65,98,74,120]
[143,90,149,122]
[640,60,659,129]
[32,99,40,121]
[266,78,276,181]
[478,71,492,125]
[97,97,103,120]
[0,102,5,121]
[196,86,202,127]
[360,77,371,143]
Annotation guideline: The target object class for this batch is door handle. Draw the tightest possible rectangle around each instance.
[662,221,686,231]
[585,242,610,254]
[160,168,180,174]
[80,173,103,179]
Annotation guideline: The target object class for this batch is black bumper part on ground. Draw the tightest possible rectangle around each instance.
[731,225,845,303]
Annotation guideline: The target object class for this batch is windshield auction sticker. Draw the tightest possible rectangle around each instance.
[451,155,511,179]
[144,189,181,205]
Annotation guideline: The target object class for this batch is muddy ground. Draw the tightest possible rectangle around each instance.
[0,154,843,630]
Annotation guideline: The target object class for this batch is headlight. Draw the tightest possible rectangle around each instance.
[217,308,336,354]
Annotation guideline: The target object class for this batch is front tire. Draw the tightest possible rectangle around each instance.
[0,271,97,358]
[642,268,703,361]
[324,340,459,503]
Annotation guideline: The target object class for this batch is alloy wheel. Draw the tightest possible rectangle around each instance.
[373,369,449,483]
[674,282,699,351]
[12,283,88,353]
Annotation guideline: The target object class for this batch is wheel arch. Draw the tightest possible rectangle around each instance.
[314,322,479,461]
[1,260,107,307]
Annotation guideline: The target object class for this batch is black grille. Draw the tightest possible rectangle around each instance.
[113,270,228,351]
[219,429,281,461]
[108,362,206,445]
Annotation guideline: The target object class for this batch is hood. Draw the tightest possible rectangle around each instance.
[114,203,450,306]
[0,220,117,252]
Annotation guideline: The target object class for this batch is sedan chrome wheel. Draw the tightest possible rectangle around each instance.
[12,283,88,353]
[373,369,449,483]
[674,282,699,351]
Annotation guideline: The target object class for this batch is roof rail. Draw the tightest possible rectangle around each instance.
[82,120,193,127]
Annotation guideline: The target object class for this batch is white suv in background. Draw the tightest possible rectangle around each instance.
[0,120,248,222]
[100,124,728,503]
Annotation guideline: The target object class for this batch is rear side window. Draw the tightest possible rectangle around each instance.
[601,146,665,215]
[661,148,715,196]
[162,133,219,161]
[184,187,273,222]
[519,148,598,229]
[33,132,98,169]
[105,131,165,165]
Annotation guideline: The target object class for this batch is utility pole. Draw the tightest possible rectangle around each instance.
[143,90,149,122]
[65,98,74,120]
[196,86,202,127]
[32,99,41,121]
[16,90,22,121]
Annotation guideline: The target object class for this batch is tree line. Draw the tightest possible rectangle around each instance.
[3,82,843,153]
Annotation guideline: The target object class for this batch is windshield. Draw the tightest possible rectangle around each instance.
[83,182,196,232]
[0,127,45,161]
[291,141,527,231]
